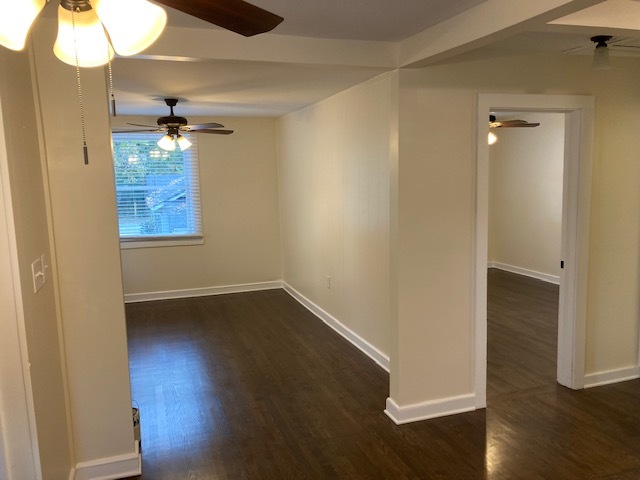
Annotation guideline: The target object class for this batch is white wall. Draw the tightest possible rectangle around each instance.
[0,82,39,480]
[30,19,137,475]
[278,73,396,358]
[489,112,565,280]
[112,117,282,296]
[0,149,36,480]
[392,78,476,407]
[0,46,73,478]
[393,51,640,409]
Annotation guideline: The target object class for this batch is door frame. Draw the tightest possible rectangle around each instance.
[474,93,595,407]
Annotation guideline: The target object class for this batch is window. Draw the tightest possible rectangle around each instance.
[112,133,202,248]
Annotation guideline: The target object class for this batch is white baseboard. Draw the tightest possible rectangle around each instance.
[583,366,640,388]
[488,261,559,285]
[384,394,476,425]
[124,281,283,303]
[282,283,390,372]
[71,442,141,480]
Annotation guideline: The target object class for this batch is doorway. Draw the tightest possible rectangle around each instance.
[486,110,565,399]
[474,94,595,408]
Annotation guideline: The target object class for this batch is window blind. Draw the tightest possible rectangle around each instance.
[112,133,202,240]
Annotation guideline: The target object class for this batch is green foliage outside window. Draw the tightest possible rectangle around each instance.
[112,135,201,239]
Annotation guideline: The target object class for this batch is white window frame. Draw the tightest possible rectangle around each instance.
[112,133,204,249]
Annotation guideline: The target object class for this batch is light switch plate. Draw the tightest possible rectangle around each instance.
[40,254,47,283]
[31,256,45,293]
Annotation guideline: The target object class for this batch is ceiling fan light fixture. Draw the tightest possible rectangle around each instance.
[53,3,114,67]
[488,131,498,145]
[591,35,612,70]
[157,134,176,151]
[0,0,45,50]
[0,0,283,65]
[176,134,192,151]
[93,0,167,56]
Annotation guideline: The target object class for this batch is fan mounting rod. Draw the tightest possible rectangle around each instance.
[60,0,93,12]
[165,98,179,115]
[158,98,187,128]
[591,35,612,48]
[165,97,178,108]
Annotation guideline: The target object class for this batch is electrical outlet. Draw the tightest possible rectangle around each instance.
[326,275,331,289]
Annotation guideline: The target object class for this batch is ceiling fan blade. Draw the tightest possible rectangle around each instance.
[126,123,159,128]
[183,122,225,130]
[194,129,234,135]
[499,120,528,126]
[153,0,284,37]
[500,122,540,128]
[490,119,540,128]
[113,129,163,133]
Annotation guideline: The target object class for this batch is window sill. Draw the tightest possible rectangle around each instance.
[120,236,204,250]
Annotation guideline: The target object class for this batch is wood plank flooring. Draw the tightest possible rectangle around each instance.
[487,268,559,400]
[125,271,640,479]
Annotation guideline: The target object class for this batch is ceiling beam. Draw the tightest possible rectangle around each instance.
[398,0,607,68]
[131,25,399,69]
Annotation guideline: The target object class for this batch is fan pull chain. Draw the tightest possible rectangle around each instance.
[72,7,89,165]
[103,27,117,117]
[108,58,116,116]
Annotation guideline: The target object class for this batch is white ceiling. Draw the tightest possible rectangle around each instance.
[111,57,390,117]
[42,0,638,118]
[164,0,487,41]
[480,0,640,56]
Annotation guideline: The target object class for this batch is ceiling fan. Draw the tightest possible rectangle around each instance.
[489,115,540,128]
[1,1,275,162]
[488,115,539,145]
[0,0,283,65]
[113,98,233,151]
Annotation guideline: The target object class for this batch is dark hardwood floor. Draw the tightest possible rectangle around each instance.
[125,271,640,479]
[487,268,559,400]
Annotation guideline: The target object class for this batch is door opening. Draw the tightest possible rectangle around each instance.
[474,94,595,408]
[486,110,565,401]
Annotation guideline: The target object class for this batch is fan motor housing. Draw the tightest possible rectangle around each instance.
[157,115,188,128]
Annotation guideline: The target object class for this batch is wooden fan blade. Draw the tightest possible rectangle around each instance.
[500,122,540,128]
[153,0,284,37]
[194,129,234,135]
[126,123,159,128]
[490,119,540,128]
[113,129,162,133]
[183,122,225,130]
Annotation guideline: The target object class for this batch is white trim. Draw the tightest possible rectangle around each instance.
[384,395,476,425]
[123,281,283,303]
[476,94,594,404]
[282,283,390,372]
[583,366,640,389]
[488,261,559,285]
[120,236,204,249]
[557,106,594,390]
[71,442,141,480]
